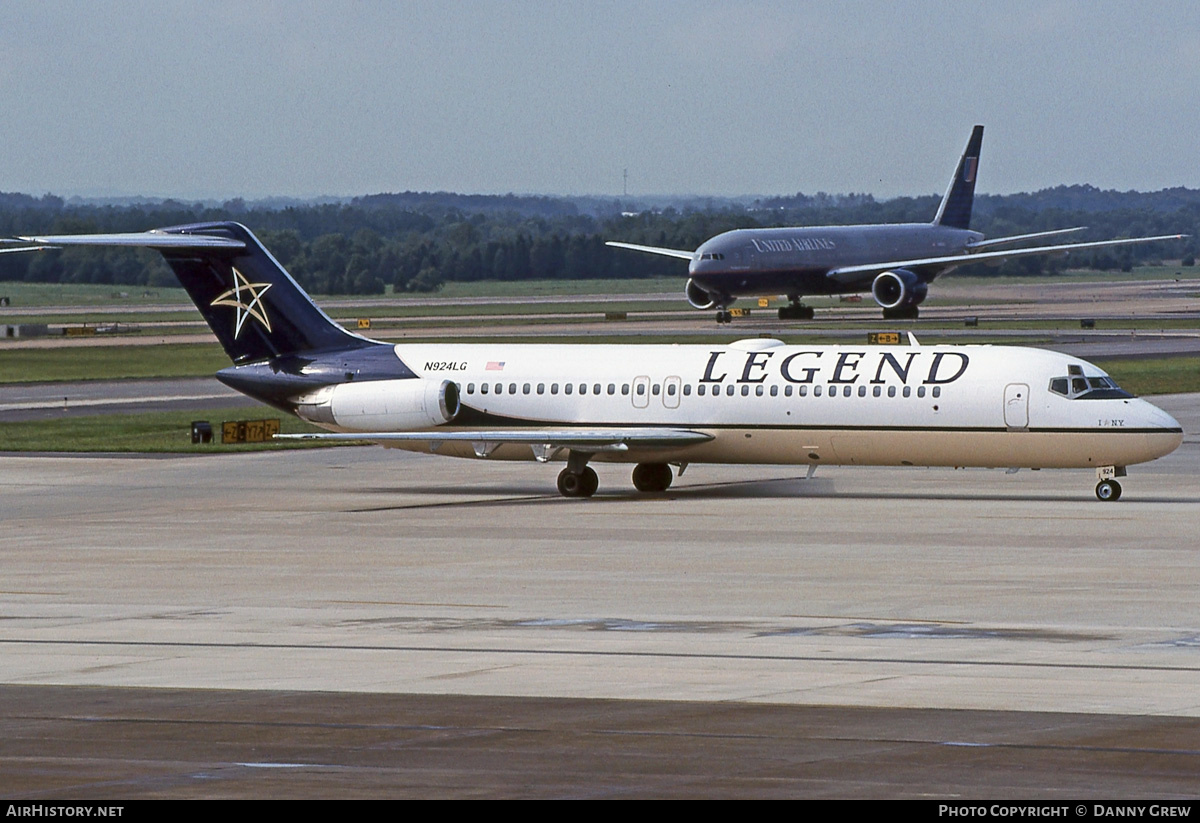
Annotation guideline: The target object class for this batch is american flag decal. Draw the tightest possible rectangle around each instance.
[486,361,505,371]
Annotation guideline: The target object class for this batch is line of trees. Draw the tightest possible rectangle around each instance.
[0,186,1196,294]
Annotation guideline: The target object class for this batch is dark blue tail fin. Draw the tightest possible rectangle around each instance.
[933,125,983,230]
[17,222,405,409]
[22,221,374,363]
[156,222,374,363]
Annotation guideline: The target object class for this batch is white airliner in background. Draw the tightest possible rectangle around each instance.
[10,222,1183,500]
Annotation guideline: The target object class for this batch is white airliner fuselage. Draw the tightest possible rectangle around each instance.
[288,339,1181,493]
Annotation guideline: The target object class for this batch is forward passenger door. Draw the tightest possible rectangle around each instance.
[1004,383,1029,430]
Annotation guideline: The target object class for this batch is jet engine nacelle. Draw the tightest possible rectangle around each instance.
[685,278,717,310]
[294,378,460,431]
[686,278,735,310]
[871,269,928,309]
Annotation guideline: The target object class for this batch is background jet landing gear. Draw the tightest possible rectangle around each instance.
[882,305,920,320]
[556,450,598,498]
[777,299,814,321]
[710,294,736,324]
[632,462,673,493]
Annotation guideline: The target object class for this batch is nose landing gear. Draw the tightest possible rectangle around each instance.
[1095,466,1126,501]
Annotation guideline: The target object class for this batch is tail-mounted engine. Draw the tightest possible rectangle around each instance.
[294,378,460,430]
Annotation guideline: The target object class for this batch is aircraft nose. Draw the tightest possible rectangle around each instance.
[1139,399,1184,458]
[1143,399,1181,431]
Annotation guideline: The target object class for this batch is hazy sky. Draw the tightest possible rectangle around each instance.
[2,1,1198,200]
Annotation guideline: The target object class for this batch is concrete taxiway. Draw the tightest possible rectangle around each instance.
[1,394,1198,797]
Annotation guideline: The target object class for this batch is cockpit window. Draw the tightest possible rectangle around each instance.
[1049,373,1132,400]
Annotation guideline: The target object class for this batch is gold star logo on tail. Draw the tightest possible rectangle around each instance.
[210,267,273,338]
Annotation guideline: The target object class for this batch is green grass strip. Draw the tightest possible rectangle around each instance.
[1093,356,1200,397]
[0,405,338,453]
[0,343,229,383]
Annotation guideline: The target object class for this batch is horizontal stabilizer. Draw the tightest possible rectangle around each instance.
[16,232,246,250]
[966,227,1086,250]
[605,241,696,261]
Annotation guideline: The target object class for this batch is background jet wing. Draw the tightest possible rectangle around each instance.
[826,234,1185,284]
[0,244,55,254]
[275,427,714,451]
[605,241,696,261]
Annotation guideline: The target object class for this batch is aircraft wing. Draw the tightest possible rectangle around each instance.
[275,427,714,453]
[605,241,696,261]
[826,234,1185,284]
[0,245,54,254]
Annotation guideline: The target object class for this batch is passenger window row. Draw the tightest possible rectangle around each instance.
[464,382,622,396]
[461,382,942,399]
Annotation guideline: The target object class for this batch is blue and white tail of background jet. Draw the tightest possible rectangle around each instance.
[933,124,983,230]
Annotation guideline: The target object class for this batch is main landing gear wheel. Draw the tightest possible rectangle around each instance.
[778,303,814,320]
[557,466,598,498]
[632,462,673,493]
[882,305,920,320]
[715,309,732,324]
[1095,479,1122,502]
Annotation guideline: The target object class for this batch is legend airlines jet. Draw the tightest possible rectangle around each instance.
[12,222,1182,500]
[608,126,1183,322]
